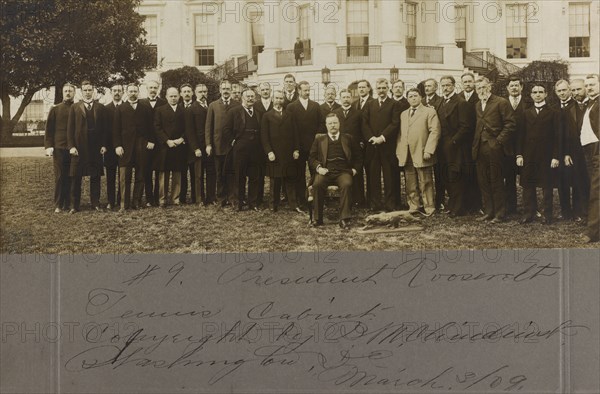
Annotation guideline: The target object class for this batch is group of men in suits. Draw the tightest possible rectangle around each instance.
[44,72,599,242]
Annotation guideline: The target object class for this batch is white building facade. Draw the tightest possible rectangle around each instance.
[138,0,599,99]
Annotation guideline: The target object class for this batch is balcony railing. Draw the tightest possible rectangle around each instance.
[406,46,444,64]
[276,49,313,67]
[337,46,382,64]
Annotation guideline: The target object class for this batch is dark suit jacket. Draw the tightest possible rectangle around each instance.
[472,94,516,160]
[354,96,373,111]
[184,101,208,163]
[393,97,410,114]
[507,96,529,155]
[205,99,240,156]
[459,91,479,105]
[362,97,401,156]
[517,105,561,186]
[153,104,186,171]
[45,101,72,150]
[140,97,167,115]
[423,94,443,112]
[226,105,263,142]
[309,133,362,173]
[254,99,273,117]
[320,102,341,119]
[286,98,324,153]
[103,102,122,168]
[294,41,304,57]
[585,98,600,142]
[261,108,300,177]
[283,90,299,108]
[67,101,107,177]
[113,101,155,167]
[437,94,472,168]
[333,106,364,145]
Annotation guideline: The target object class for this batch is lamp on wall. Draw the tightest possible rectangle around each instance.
[390,65,399,83]
[321,66,331,87]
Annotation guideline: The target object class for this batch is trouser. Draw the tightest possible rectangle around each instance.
[405,161,435,214]
[158,171,181,206]
[143,149,157,205]
[215,154,235,205]
[584,143,599,241]
[234,138,263,208]
[270,176,297,209]
[180,163,196,203]
[52,148,71,209]
[503,155,518,214]
[294,150,313,208]
[559,164,590,218]
[476,141,507,219]
[71,174,101,210]
[442,162,467,215]
[105,166,118,207]
[434,162,446,209]
[313,171,353,222]
[365,145,395,211]
[119,165,144,209]
[193,156,216,204]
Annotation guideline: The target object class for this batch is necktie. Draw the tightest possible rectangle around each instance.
[410,108,416,117]
[379,100,384,107]
[343,109,348,118]
[331,136,337,142]
[85,103,91,111]
[535,107,542,114]
[361,99,365,109]
[248,108,253,116]
[511,99,517,110]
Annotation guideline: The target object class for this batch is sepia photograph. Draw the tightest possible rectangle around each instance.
[1,1,599,393]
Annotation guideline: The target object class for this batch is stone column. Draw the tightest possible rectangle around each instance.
[312,0,338,67]
[380,0,405,65]
[258,0,281,74]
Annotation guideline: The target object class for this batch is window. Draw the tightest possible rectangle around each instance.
[299,5,311,54]
[250,10,264,63]
[506,4,527,58]
[406,2,417,57]
[569,3,590,57]
[195,14,215,66]
[455,5,466,50]
[346,0,369,55]
[143,15,158,67]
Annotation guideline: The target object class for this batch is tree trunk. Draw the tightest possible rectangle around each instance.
[54,81,64,105]
[1,89,14,141]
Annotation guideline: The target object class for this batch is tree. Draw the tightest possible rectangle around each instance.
[160,66,221,103]
[0,0,155,139]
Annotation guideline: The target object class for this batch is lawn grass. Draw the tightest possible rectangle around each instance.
[0,157,594,254]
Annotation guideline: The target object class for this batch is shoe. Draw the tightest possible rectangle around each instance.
[491,217,504,224]
[573,216,583,223]
[519,217,533,224]
[93,206,102,212]
[310,220,324,227]
[250,206,259,212]
[271,206,279,212]
[448,212,457,218]
[54,207,62,213]
[294,207,306,215]
[476,215,493,222]
[582,235,598,243]
[69,209,78,214]
[118,208,126,213]
[106,204,113,210]
[536,210,542,218]
[542,217,552,225]
[478,209,485,215]
[339,219,350,229]
[145,202,152,208]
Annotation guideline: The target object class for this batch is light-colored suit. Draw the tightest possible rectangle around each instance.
[396,104,440,167]
[396,104,441,213]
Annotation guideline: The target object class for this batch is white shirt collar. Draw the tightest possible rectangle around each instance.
[299,97,309,107]
[463,90,473,99]
[534,101,546,108]
[341,104,352,110]
[444,92,455,100]
[113,101,122,106]
[170,104,178,111]
[328,133,340,141]
[261,98,271,107]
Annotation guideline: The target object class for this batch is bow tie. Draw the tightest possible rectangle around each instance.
[149,98,157,102]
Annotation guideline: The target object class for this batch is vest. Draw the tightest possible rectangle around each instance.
[326,138,349,172]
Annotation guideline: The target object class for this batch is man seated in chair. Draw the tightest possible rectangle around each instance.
[309,113,362,228]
